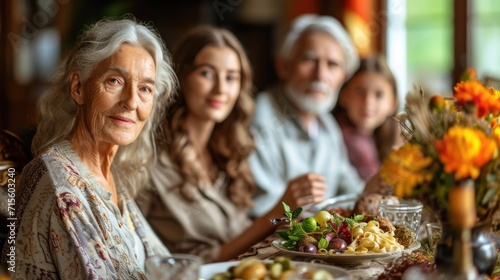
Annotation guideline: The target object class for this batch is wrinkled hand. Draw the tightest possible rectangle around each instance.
[280,173,327,210]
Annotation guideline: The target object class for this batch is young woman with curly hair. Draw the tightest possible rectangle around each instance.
[137,26,297,263]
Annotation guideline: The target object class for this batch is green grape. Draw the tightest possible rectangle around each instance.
[301,217,317,232]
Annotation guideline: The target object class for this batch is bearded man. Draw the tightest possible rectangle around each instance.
[249,14,364,217]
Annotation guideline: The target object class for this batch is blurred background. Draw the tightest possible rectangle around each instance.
[1,0,500,145]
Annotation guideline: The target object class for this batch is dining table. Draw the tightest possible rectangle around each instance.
[234,232,420,280]
[232,194,430,280]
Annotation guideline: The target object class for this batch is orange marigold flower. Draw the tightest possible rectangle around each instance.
[435,126,497,180]
[454,81,497,118]
[380,143,433,198]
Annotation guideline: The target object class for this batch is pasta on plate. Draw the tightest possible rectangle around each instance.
[345,221,404,254]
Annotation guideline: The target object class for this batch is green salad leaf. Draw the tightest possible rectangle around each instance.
[282,202,302,219]
[278,203,306,250]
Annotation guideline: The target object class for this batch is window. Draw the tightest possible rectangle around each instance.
[470,0,500,82]
[387,0,500,102]
[387,0,453,103]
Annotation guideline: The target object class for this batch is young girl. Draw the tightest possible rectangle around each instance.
[137,26,314,263]
[332,54,402,181]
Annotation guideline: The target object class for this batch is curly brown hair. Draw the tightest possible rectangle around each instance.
[159,26,255,208]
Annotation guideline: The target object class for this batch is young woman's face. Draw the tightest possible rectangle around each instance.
[183,46,241,123]
[340,71,396,133]
[73,44,156,146]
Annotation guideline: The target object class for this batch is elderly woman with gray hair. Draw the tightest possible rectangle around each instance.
[249,14,366,217]
[7,17,175,279]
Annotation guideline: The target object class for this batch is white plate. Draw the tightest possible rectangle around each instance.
[271,240,421,264]
[199,260,350,279]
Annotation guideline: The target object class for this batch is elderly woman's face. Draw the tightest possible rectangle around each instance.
[73,44,156,146]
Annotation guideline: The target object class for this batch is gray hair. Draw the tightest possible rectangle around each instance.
[32,16,177,196]
[279,14,359,78]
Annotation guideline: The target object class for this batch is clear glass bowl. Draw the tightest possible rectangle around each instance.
[379,199,423,238]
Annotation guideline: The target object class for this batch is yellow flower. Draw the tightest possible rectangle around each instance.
[381,143,433,198]
[435,126,497,180]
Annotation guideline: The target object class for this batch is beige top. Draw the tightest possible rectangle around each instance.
[137,150,252,262]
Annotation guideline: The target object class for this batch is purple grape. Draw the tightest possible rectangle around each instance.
[329,238,347,252]
[299,243,317,254]
[325,232,335,242]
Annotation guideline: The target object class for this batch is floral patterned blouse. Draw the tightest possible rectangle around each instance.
[10,141,169,279]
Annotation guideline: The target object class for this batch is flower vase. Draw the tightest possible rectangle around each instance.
[434,220,497,276]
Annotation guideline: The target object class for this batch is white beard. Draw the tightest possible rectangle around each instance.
[284,81,338,114]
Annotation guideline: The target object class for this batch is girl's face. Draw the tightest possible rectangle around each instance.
[340,71,396,133]
[183,46,241,124]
